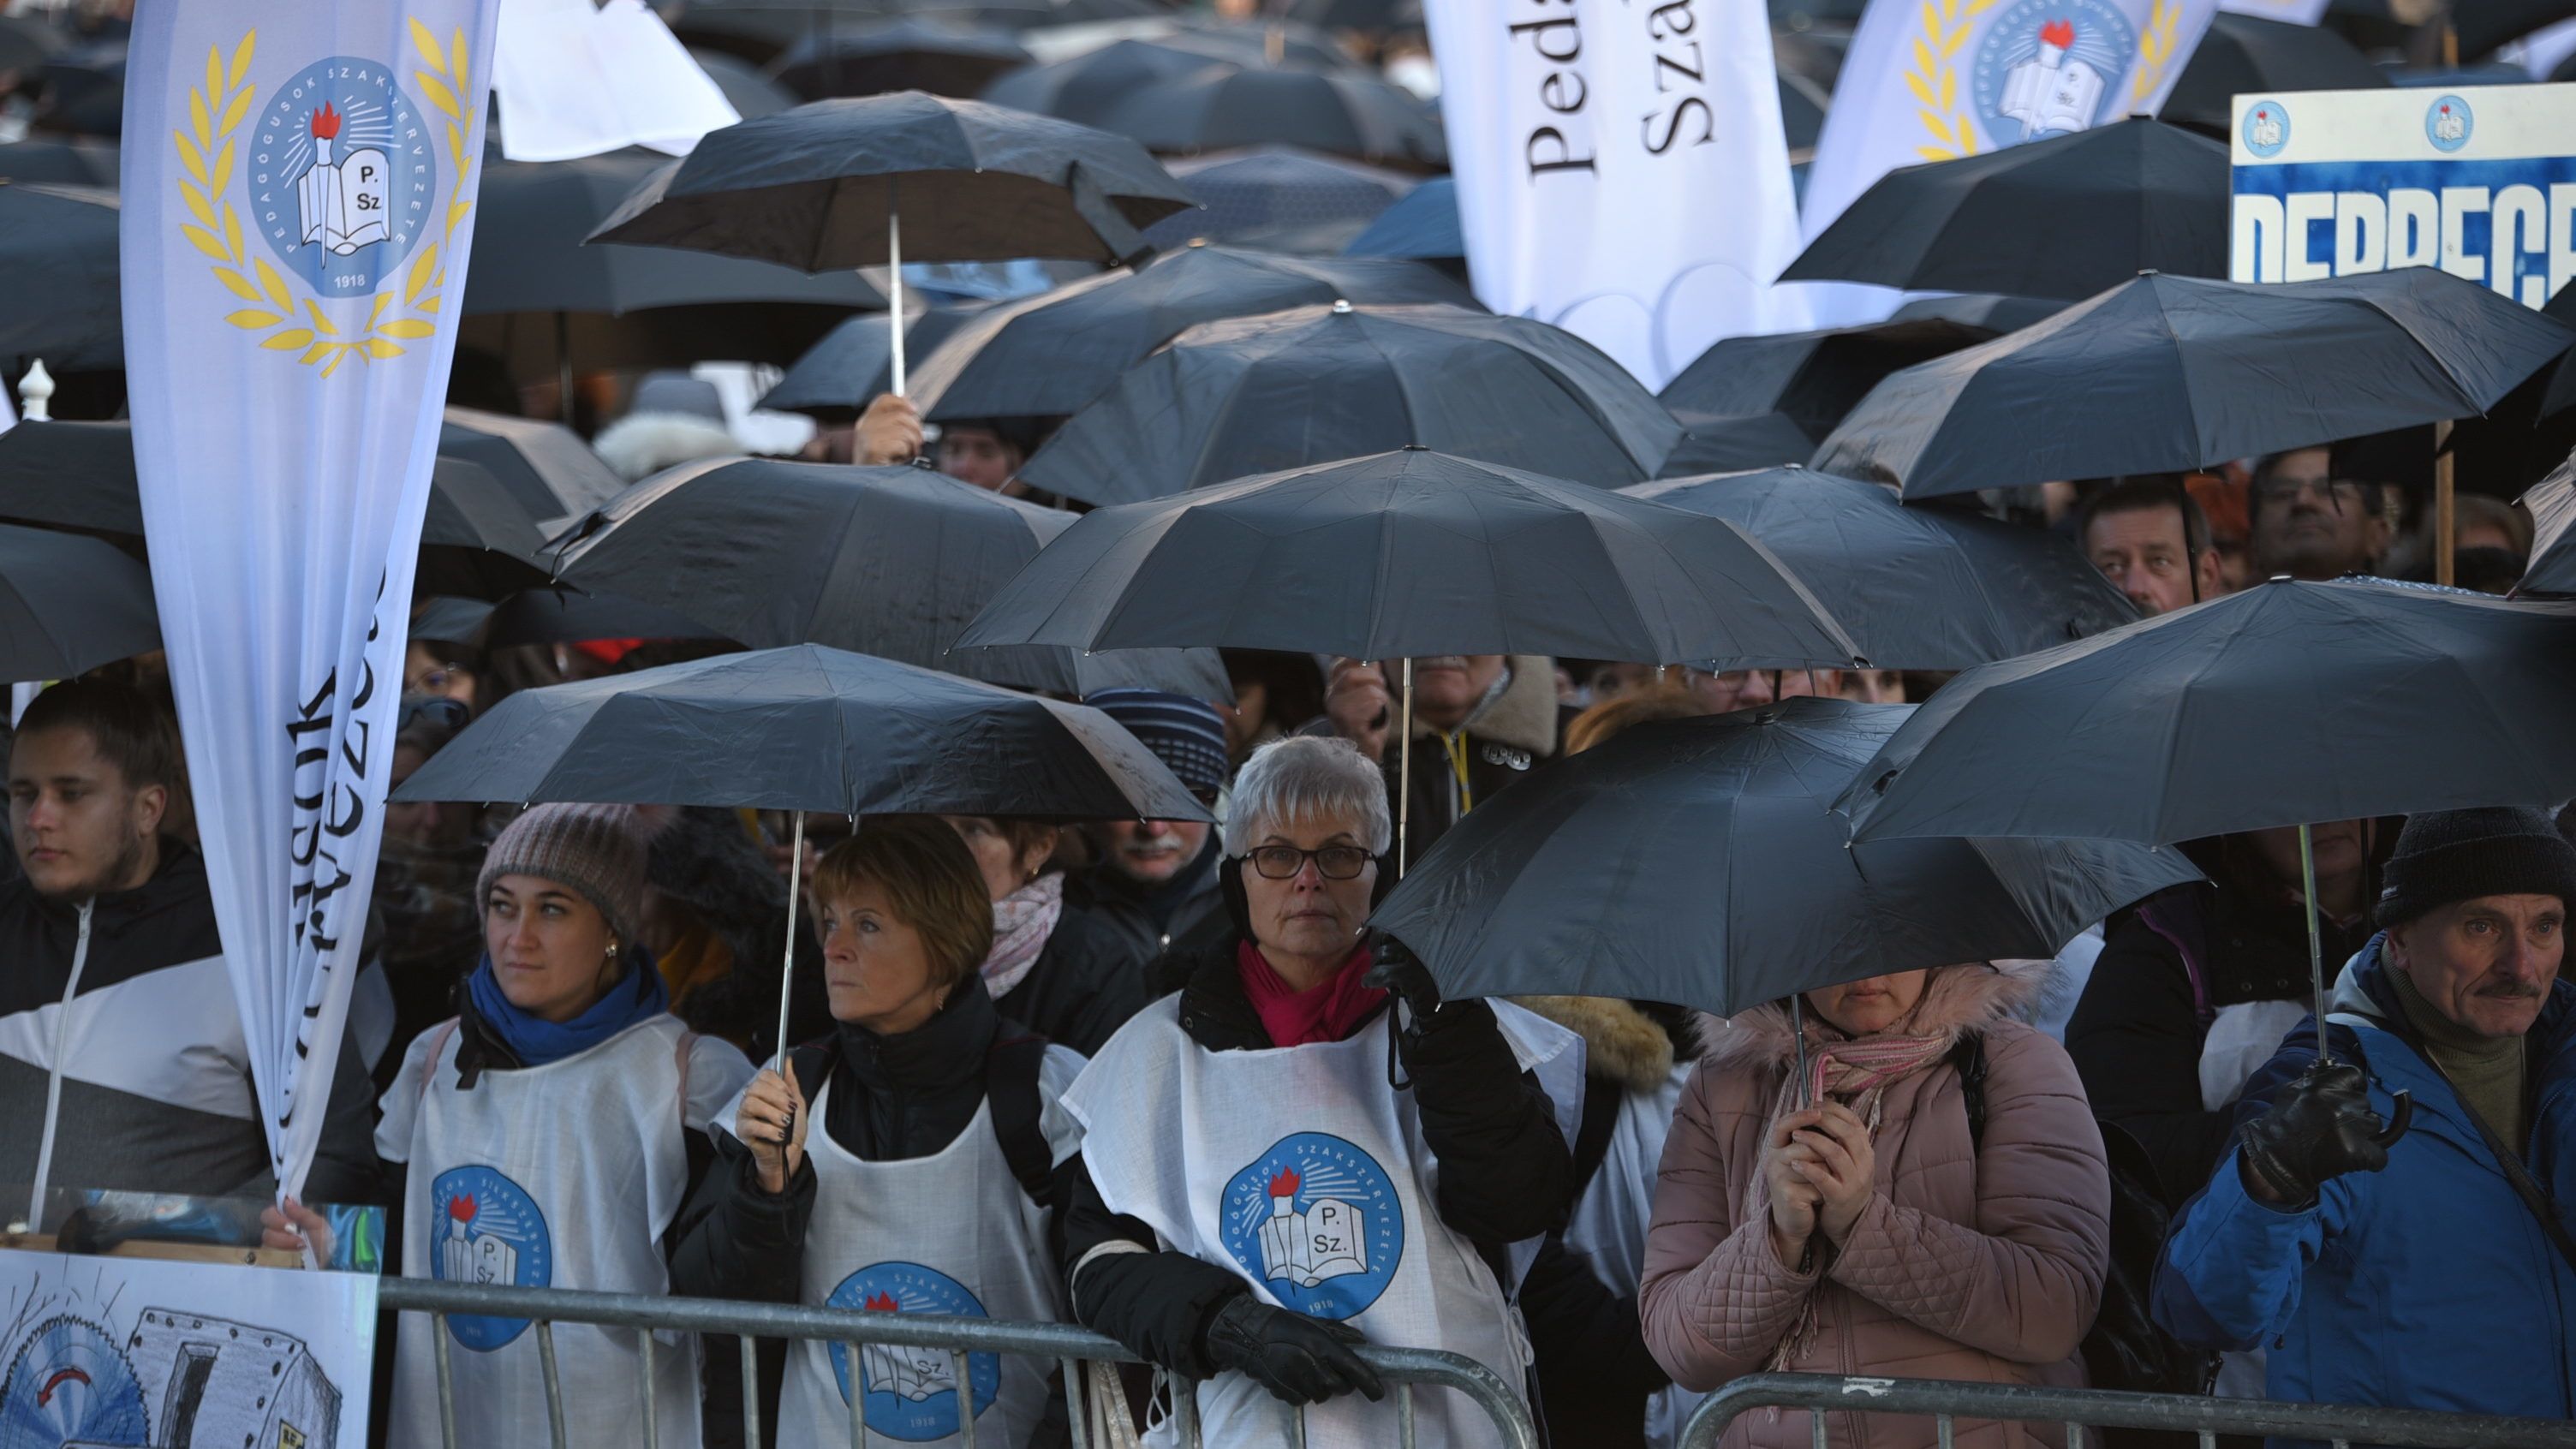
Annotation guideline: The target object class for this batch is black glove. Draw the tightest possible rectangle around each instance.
[1201,1295,1386,1406]
[2239,1060,2412,1208]
[1364,938,1450,1029]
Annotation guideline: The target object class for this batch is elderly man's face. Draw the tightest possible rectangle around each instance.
[2251,448,2388,581]
[2387,893,2564,1041]
[2086,504,2216,617]
[1404,655,1506,728]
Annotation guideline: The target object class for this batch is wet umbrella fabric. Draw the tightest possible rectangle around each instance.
[768,18,1032,100]
[588,92,1199,269]
[0,522,159,683]
[441,406,628,517]
[1371,698,2201,1015]
[1814,270,2576,502]
[2158,15,2386,135]
[1142,146,1417,251]
[1097,66,1446,169]
[1019,301,1684,505]
[1660,317,2001,440]
[1622,468,2138,668]
[393,643,1212,822]
[546,456,1230,697]
[756,301,993,420]
[408,589,727,653]
[2518,448,2576,596]
[1834,576,2576,844]
[1888,292,2066,332]
[956,448,1860,667]
[1658,411,1818,477]
[1782,118,2231,300]
[982,34,1353,128]
[1344,175,1459,262]
[0,182,119,373]
[906,244,1474,420]
[0,139,120,186]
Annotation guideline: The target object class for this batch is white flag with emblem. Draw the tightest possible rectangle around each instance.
[1420,0,1815,389]
[121,0,501,1202]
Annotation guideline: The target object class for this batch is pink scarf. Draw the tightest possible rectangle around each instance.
[1237,942,1386,1048]
[980,872,1064,999]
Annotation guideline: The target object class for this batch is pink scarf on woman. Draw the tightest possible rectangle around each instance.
[979,871,1064,999]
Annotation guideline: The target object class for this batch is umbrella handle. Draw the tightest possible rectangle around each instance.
[1791,993,1812,1109]
[774,811,806,1069]
[2300,821,2334,1068]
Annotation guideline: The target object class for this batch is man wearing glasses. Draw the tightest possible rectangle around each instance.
[2249,445,2394,582]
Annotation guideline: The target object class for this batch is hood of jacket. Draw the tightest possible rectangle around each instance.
[1712,958,2056,1074]
[1511,995,1707,1094]
[1411,654,1561,756]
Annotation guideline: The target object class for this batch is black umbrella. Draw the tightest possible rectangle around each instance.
[1291,0,1422,27]
[1621,467,2139,667]
[0,420,554,600]
[546,456,1231,697]
[956,448,1860,667]
[408,590,728,653]
[1020,301,1684,505]
[1098,65,1445,169]
[1372,699,2201,1015]
[768,18,1032,100]
[0,16,65,78]
[0,139,117,185]
[0,522,158,683]
[1660,316,2002,440]
[1659,411,1819,477]
[756,301,993,420]
[2158,14,2386,135]
[1814,270,2576,502]
[441,407,627,518]
[1887,293,2066,332]
[1142,146,1417,251]
[689,48,802,118]
[0,181,118,374]
[2534,272,2576,424]
[461,151,886,385]
[1782,118,2231,300]
[2517,447,2576,596]
[982,33,1350,127]
[1344,175,1459,263]
[908,243,1474,420]
[2454,0,2573,59]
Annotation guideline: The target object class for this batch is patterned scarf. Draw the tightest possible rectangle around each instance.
[979,870,1064,999]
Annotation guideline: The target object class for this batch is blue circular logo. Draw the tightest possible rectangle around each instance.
[430,1166,553,1351]
[824,1264,999,1442]
[2241,98,2291,158]
[2426,94,2472,152]
[1971,0,2139,145]
[245,57,438,295]
[1219,1132,1405,1320]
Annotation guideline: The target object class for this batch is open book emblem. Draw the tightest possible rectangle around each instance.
[858,1293,962,1404]
[1998,21,2104,139]
[295,102,391,255]
[1256,1169,1371,1287]
[1220,1132,1407,1320]
[429,1166,556,1352]
[1969,0,2136,147]
[824,1263,1002,1438]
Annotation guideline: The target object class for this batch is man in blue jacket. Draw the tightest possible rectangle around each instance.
[2154,807,2576,1424]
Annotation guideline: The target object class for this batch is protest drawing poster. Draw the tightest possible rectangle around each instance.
[2229,82,2576,309]
[0,1247,375,1448]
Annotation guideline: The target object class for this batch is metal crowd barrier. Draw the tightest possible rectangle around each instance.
[377,1277,1537,1449]
[1679,1372,2576,1449]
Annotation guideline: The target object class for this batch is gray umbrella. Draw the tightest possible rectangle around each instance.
[1371,698,2201,1015]
[0,181,119,374]
[1019,301,1684,505]
[0,522,158,683]
[440,407,626,518]
[755,301,995,421]
[2516,447,2576,596]
[546,456,1229,697]
[1659,410,1818,476]
[1621,468,2139,668]
[1660,316,2001,441]
[1814,270,2576,502]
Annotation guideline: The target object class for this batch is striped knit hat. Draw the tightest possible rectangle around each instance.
[1084,689,1231,797]
[476,802,650,944]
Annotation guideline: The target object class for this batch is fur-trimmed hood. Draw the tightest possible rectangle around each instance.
[1711,959,2056,1074]
[1412,654,1561,757]
[593,413,741,484]
[1511,995,1708,1093]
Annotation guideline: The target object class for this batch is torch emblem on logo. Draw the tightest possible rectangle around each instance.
[294,100,391,256]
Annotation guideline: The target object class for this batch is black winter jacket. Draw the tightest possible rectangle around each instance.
[1059,937,1575,1380]
[1071,842,1230,979]
[993,900,1148,1058]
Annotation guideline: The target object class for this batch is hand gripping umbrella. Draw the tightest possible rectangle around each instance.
[395,642,1212,1059]
[588,92,1197,395]
[953,447,1862,863]
[1834,575,2576,1064]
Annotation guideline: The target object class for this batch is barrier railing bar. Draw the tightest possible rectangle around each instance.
[431,1312,457,1449]
[1399,1380,1415,1446]
[1174,1372,1200,1446]
[1682,1373,2576,1449]
[536,1319,567,1449]
[848,1339,867,1449]
[1060,1357,1087,1449]
[738,1336,761,1449]
[953,1349,977,1449]
[640,1326,659,1449]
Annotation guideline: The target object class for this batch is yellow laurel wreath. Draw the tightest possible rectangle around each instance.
[1906,0,2002,162]
[2128,0,2183,107]
[179,26,475,378]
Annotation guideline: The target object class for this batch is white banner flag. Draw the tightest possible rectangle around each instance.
[1422,0,1815,390]
[122,0,500,1201]
[492,0,738,163]
[2130,0,2221,118]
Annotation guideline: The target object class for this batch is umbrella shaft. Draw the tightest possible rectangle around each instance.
[775,812,806,1069]
[887,207,906,398]
[1792,993,1811,1108]
[1397,659,1413,878]
[2301,821,2334,1067]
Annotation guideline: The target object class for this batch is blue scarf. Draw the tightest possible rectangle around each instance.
[465,951,670,1068]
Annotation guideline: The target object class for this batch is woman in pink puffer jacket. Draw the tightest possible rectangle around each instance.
[1639,961,2109,1449]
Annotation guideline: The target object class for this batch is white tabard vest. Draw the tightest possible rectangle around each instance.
[1056,996,1581,1449]
[725,1046,1081,1449]
[377,1013,754,1449]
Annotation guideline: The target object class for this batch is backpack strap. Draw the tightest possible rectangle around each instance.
[1950,1031,1989,1151]
[1570,1073,1624,1202]
[985,1032,1054,1203]
[415,1019,462,1104]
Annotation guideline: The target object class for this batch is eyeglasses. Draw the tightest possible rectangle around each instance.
[1240,844,1374,880]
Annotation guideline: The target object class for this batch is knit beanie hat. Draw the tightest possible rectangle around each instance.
[2373,806,2576,929]
[1084,688,1231,798]
[477,802,651,945]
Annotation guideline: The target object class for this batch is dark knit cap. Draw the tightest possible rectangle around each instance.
[1083,688,1231,797]
[2374,806,2576,929]
[476,802,651,944]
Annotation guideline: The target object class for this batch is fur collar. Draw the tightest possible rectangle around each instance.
[1410,655,1560,756]
[1712,960,2055,1073]
[593,413,741,484]
[1511,995,1708,1093]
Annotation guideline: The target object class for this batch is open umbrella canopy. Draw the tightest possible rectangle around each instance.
[1371,698,2201,1015]
[1097,65,1446,169]
[393,642,1213,820]
[546,456,1231,697]
[1142,146,1417,251]
[1660,316,2003,440]
[1782,118,2232,300]
[1019,301,1684,505]
[441,407,628,518]
[1888,293,2066,332]
[956,448,1861,666]
[1344,175,1460,263]
[2519,447,2576,596]
[1621,468,2138,668]
[0,138,119,186]
[1658,411,1819,477]
[2158,14,2387,135]
[907,243,1473,420]
[1835,576,2576,844]
[589,92,1200,269]
[0,522,159,683]
[983,33,1353,127]
[0,180,118,374]
[756,301,994,420]
[1814,270,2576,502]
[768,17,1033,100]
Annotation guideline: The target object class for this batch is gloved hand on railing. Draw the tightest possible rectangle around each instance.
[2239,1061,2412,1208]
[1202,1295,1386,1406]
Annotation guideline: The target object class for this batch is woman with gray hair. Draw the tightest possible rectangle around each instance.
[1052,735,1580,1447]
